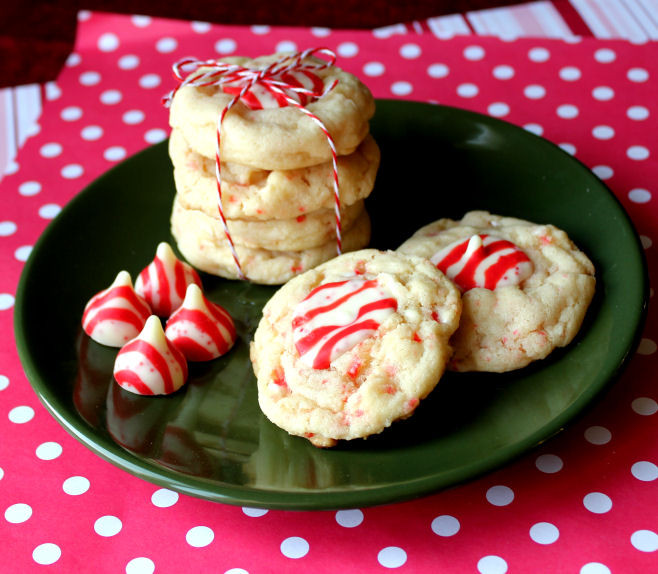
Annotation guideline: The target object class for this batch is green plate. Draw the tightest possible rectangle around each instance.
[14,100,647,510]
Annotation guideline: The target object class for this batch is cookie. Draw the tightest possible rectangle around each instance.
[171,203,372,284]
[169,129,380,221]
[169,52,376,170]
[250,249,462,447]
[398,211,596,372]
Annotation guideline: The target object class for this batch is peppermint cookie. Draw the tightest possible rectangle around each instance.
[171,203,372,284]
[250,249,462,447]
[169,53,375,170]
[398,211,596,372]
[169,129,380,221]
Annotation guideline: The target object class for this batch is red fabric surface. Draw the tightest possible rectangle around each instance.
[1,11,657,573]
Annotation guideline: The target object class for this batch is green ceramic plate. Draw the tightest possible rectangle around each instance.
[15,100,647,510]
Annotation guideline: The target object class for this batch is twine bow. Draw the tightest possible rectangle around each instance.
[164,48,343,280]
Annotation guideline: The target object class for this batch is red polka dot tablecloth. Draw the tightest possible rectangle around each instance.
[1,11,657,574]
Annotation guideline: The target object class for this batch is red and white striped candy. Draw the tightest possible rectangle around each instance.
[165,284,237,362]
[82,270,152,347]
[135,242,202,317]
[431,234,534,292]
[292,277,398,370]
[114,315,188,395]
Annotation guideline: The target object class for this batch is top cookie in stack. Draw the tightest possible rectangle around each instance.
[167,51,380,285]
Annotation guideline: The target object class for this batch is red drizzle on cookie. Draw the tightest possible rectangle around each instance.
[431,234,533,291]
[292,277,397,369]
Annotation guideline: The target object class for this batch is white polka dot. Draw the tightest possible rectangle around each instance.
[79,71,101,86]
[61,164,84,179]
[377,546,406,568]
[151,488,179,508]
[594,48,616,63]
[224,569,248,574]
[186,526,214,547]
[0,221,16,236]
[557,104,579,119]
[592,125,615,140]
[32,543,61,565]
[631,461,658,481]
[488,103,510,117]
[637,337,657,353]
[584,425,611,445]
[627,106,649,121]
[156,37,177,53]
[337,42,359,58]
[391,82,413,96]
[560,66,582,81]
[8,405,34,424]
[0,375,9,389]
[100,90,122,105]
[132,15,152,27]
[144,129,167,144]
[631,529,658,552]
[363,62,385,77]
[104,146,127,162]
[78,10,91,21]
[66,53,81,67]
[36,441,62,460]
[15,245,32,261]
[139,74,161,89]
[98,33,120,52]
[627,146,650,160]
[94,515,123,537]
[250,25,270,35]
[431,514,460,537]
[0,294,15,310]
[464,45,485,61]
[592,86,614,101]
[477,555,508,574]
[5,503,32,523]
[493,65,515,80]
[632,397,658,415]
[118,55,140,70]
[280,536,309,559]
[81,125,103,141]
[592,165,613,180]
[45,82,62,101]
[336,509,364,528]
[4,160,18,175]
[400,43,421,59]
[61,106,83,121]
[122,110,145,125]
[628,68,649,82]
[428,63,450,78]
[583,492,612,514]
[310,27,331,37]
[39,142,62,159]
[628,188,652,204]
[0,467,3,480]
[641,235,652,249]
[528,47,550,62]
[524,85,546,99]
[276,41,298,53]
[486,485,514,506]
[19,181,41,196]
[38,204,61,219]
[63,476,90,495]
[241,506,268,517]
[524,123,544,136]
[126,557,155,574]
[560,143,576,156]
[457,83,479,98]
[213,39,237,54]
[529,522,559,545]
[580,563,611,574]
[535,454,563,473]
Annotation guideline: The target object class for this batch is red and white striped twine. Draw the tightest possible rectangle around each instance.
[164,48,343,280]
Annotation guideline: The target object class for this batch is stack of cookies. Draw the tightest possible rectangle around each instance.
[167,52,380,285]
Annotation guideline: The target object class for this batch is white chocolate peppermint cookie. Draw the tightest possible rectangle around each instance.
[168,52,375,170]
[165,284,237,361]
[398,211,596,372]
[169,129,380,221]
[250,249,462,447]
[82,271,152,347]
[114,315,188,395]
[135,242,203,317]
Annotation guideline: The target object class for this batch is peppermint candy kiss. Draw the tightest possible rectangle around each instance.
[165,284,237,361]
[431,234,533,292]
[114,315,188,395]
[292,277,398,369]
[135,242,203,317]
[82,270,152,347]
